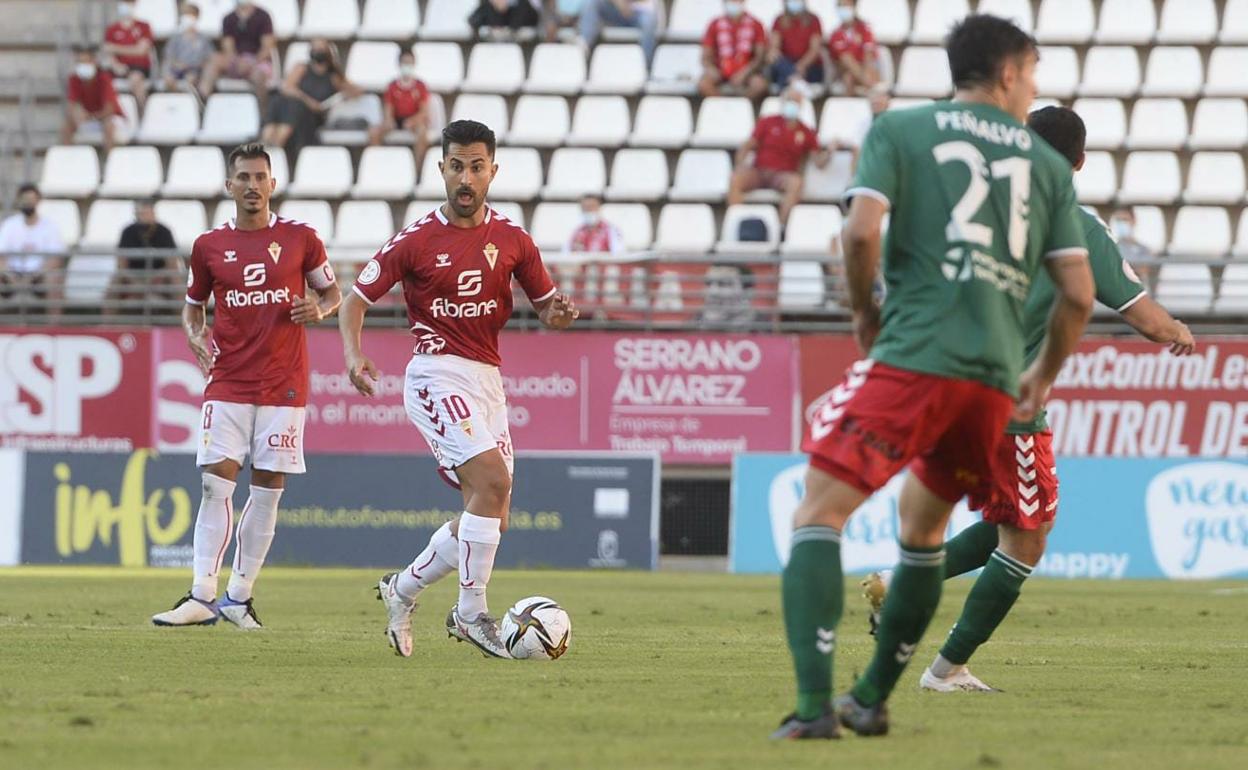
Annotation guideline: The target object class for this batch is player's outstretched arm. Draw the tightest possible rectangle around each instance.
[535,292,579,330]
[842,194,886,354]
[1016,254,1095,421]
[1121,296,1196,356]
[338,291,379,397]
[182,301,213,375]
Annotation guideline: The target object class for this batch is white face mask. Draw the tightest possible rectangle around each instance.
[838,6,855,23]
[118,3,134,19]
[1111,219,1133,239]
[782,101,801,120]
[786,0,805,13]
[582,211,601,226]
[75,62,97,79]
[725,1,744,18]
[179,14,197,31]
[399,64,415,79]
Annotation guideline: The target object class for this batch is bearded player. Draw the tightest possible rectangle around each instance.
[152,143,342,629]
[771,15,1097,739]
[339,120,578,659]
[860,105,1197,693]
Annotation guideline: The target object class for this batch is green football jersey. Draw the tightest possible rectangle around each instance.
[848,101,1088,397]
[1006,206,1147,434]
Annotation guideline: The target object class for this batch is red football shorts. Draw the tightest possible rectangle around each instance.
[969,430,1059,530]
[802,360,1015,504]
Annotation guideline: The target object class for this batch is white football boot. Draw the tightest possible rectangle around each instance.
[446,605,511,659]
[152,593,219,626]
[919,665,999,692]
[218,594,264,630]
[376,573,416,657]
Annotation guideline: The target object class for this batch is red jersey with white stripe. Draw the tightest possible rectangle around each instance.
[186,213,334,407]
[352,205,557,367]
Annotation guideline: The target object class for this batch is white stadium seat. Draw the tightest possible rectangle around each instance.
[1035,46,1079,98]
[39,199,82,247]
[422,0,473,40]
[508,95,570,147]
[264,146,290,194]
[525,44,587,95]
[691,97,755,148]
[211,199,234,227]
[978,0,1034,32]
[137,93,199,144]
[855,0,909,45]
[346,41,401,92]
[1125,99,1187,150]
[278,200,334,242]
[669,149,732,202]
[910,0,969,44]
[1157,0,1217,43]
[1118,151,1182,204]
[746,0,782,27]
[568,96,631,147]
[333,201,394,252]
[655,203,716,252]
[38,146,99,198]
[197,93,260,144]
[802,151,855,202]
[1072,98,1126,150]
[1190,99,1248,149]
[1095,0,1156,44]
[717,204,781,254]
[1078,47,1141,97]
[412,43,464,93]
[1223,0,1248,43]
[359,0,420,40]
[1073,151,1117,204]
[352,146,416,200]
[779,261,826,308]
[489,201,524,228]
[1236,211,1248,256]
[450,94,510,141]
[1214,265,1248,313]
[530,202,582,251]
[415,151,445,199]
[113,93,140,146]
[1133,205,1168,252]
[600,203,653,251]
[154,200,207,251]
[163,146,225,198]
[81,199,136,248]
[286,146,353,198]
[1169,206,1232,257]
[667,0,720,42]
[1141,47,1203,98]
[1203,48,1248,96]
[402,200,443,227]
[135,0,177,38]
[1035,0,1095,43]
[196,0,235,37]
[64,256,115,303]
[605,149,669,201]
[1184,152,1247,204]
[647,44,702,95]
[781,205,843,256]
[894,47,952,98]
[818,98,871,148]
[462,43,526,94]
[298,0,357,38]
[543,148,607,200]
[284,40,310,74]
[630,95,694,147]
[256,0,299,39]
[1155,264,1214,313]
[585,45,647,95]
[98,146,162,197]
[490,147,544,201]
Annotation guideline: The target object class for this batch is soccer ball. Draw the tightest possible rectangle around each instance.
[500,596,571,660]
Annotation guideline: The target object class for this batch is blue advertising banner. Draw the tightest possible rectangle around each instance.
[730,453,1248,580]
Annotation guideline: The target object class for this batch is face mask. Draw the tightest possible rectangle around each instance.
[1111,220,1132,239]
[838,7,854,23]
[399,64,415,79]
[782,101,801,120]
[786,0,805,13]
[310,50,330,64]
[725,1,743,18]
[582,212,601,226]
[75,63,97,80]
[19,205,36,217]
[118,3,134,19]
[179,14,197,31]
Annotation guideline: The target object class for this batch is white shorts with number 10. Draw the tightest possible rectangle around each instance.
[403,353,514,487]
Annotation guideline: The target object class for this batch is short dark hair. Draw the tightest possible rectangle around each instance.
[227,142,272,172]
[442,120,496,158]
[946,14,1037,91]
[17,183,39,198]
[73,44,97,56]
[1027,106,1086,168]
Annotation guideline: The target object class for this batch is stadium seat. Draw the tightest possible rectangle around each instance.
[1095,0,1156,44]
[669,149,732,202]
[278,200,334,242]
[759,96,818,128]
[747,0,783,26]
[63,255,116,304]
[413,42,464,93]
[1035,46,1079,98]
[1118,151,1181,204]
[779,261,826,308]
[1214,265,1248,312]
[1035,0,1095,43]
[298,0,356,38]
[283,40,310,74]
[1141,47,1203,98]
[1155,263,1214,313]
[894,47,952,98]
[525,44,587,95]
[817,98,870,148]
[489,201,525,228]
[490,147,544,201]
[415,151,445,198]
[211,199,234,227]
[605,149,669,201]
[1157,0,1217,43]
[81,199,136,248]
[630,95,694,147]
[359,0,420,40]
[352,146,416,200]
[568,96,631,147]
[286,146,353,198]
[1078,47,1141,97]
[333,201,394,253]
[1073,151,1117,204]
[647,44,702,95]
[544,148,607,200]
[111,94,140,146]
[197,93,260,144]
[655,203,716,251]
[600,203,653,251]
[163,146,226,198]
[135,0,177,38]
[154,200,207,251]
[585,45,647,95]
[98,146,162,198]
[1169,206,1232,257]
[1223,0,1248,43]
[137,93,199,144]
[346,41,401,92]
[977,0,1034,32]
[802,151,855,202]
[530,202,583,251]
[781,204,843,256]
[692,97,755,148]
[450,94,510,141]
[1191,99,1248,149]
[910,0,969,44]
[667,0,720,42]
[1235,211,1248,257]
[855,0,909,45]
[1204,48,1248,96]
[263,146,290,193]
[1125,99,1188,150]
[196,0,235,36]
[401,200,444,226]
[39,199,82,247]
[421,0,473,40]
[38,146,99,198]
[1072,98,1126,149]
[1184,152,1247,204]
[716,204,781,254]
[256,0,299,38]
[1132,205,1168,252]
[508,95,570,147]
[462,44,526,94]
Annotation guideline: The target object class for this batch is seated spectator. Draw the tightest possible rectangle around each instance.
[163,3,214,98]
[768,0,824,89]
[699,1,769,101]
[828,1,879,95]
[1110,207,1155,288]
[699,264,757,327]
[202,0,277,111]
[261,40,361,158]
[103,0,155,110]
[60,46,123,152]
[563,194,624,258]
[727,84,829,224]
[111,200,178,312]
[0,184,66,315]
[370,49,431,165]
[471,0,541,37]
[579,1,659,62]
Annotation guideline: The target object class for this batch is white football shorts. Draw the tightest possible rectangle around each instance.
[404,353,514,487]
[196,401,307,474]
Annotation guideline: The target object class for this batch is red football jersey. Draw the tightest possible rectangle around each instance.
[752,115,819,172]
[186,213,334,407]
[352,205,557,367]
[703,14,766,77]
[829,19,877,63]
[384,78,430,121]
[104,20,154,70]
[773,13,822,62]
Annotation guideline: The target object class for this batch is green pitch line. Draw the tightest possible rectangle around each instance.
[0,568,1245,770]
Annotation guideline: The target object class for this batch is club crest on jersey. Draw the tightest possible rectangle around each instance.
[224,250,237,262]
[268,241,282,264]
[483,242,499,270]
[435,252,451,268]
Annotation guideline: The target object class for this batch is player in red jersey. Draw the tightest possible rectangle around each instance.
[339,120,578,659]
[152,143,341,630]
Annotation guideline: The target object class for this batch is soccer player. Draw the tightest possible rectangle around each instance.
[151,143,341,629]
[771,15,1096,740]
[861,106,1196,693]
[338,120,578,659]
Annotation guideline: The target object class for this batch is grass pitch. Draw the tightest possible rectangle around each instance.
[0,568,1245,770]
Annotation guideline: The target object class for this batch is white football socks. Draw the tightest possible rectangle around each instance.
[226,485,283,602]
[457,512,502,620]
[394,521,459,603]
[191,473,237,602]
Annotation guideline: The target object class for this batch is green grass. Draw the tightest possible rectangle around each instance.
[0,569,1246,770]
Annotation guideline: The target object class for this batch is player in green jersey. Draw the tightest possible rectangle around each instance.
[772,15,1096,740]
[860,106,1196,693]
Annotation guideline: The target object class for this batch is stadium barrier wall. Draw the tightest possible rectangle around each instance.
[730,453,1248,580]
[13,450,660,570]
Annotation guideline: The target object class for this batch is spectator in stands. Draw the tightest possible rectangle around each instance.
[103,0,155,111]
[261,39,361,158]
[0,184,65,314]
[162,3,214,98]
[110,199,178,311]
[370,49,431,165]
[1110,207,1155,287]
[579,1,660,62]
[767,0,824,90]
[699,264,757,327]
[827,1,879,95]
[470,0,542,37]
[60,46,122,153]
[727,84,829,225]
[563,194,624,258]
[202,0,277,111]
[699,1,769,101]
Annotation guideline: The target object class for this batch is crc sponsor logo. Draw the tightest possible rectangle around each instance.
[266,427,299,450]
[224,285,291,308]
[0,334,125,435]
[243,262,266,287]
[457,269,483,297]
[430,297,498,318]
[1145,462,1248,578]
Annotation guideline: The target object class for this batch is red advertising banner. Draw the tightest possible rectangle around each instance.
[0,328,154,451]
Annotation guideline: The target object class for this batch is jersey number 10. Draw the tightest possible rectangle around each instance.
[933,141,1031,262]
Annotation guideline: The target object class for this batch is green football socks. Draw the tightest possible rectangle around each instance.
[782,526,843,720]
[939,548,1032,665]
[943,520,999,578]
